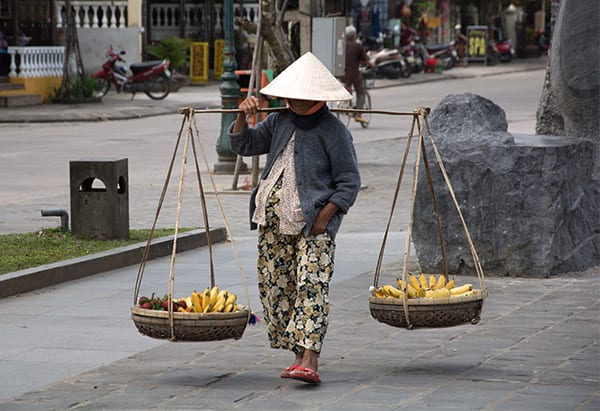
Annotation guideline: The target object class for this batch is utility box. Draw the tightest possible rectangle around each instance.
[70,158,129,240]
[311,17,346,77]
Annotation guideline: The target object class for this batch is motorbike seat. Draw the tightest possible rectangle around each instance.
[426,43,450,52]
[130,60,163,75]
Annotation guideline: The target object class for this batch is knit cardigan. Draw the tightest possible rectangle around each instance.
[228,108,361,239]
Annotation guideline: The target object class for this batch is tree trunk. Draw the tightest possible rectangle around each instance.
[260,0,294,73]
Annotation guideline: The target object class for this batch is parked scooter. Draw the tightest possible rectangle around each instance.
[413,37,459,70]
[367,48,412,79]
[488,28,515,63]
[92,46,171,100]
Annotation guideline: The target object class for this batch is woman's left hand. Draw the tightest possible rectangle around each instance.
[309,202,340,237]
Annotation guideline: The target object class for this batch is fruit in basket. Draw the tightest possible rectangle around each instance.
[449,283,473,296]
[435,275,446,289]
[385,274,478,300]
[425,288,451,298]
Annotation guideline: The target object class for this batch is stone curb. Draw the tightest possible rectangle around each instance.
[0,227,227,299]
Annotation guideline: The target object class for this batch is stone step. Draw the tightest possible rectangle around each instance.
[0,93,42,107]
[0,78,25,92]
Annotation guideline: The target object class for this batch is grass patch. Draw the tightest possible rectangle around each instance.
[0,227,195,275]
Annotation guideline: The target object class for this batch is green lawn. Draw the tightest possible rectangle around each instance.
[0,227,193,275]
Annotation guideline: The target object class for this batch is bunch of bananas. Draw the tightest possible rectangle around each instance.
[373,273,476,300]
[183,286,239,313]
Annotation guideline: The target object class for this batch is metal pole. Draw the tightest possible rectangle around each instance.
[214,0,246,174]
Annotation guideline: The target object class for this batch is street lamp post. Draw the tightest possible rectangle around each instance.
[214,0,247,174]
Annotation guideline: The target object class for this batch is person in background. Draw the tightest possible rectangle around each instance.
[228,52,361,385]
[343,25,372,124]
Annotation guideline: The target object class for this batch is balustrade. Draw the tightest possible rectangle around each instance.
[8,47,65,78]
[55,1,128,29]
[149,2,259,41]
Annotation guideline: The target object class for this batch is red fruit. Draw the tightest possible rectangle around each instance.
[138,296,150,305]
[141,301,152,309]
[161,300,170,310]
[178,300,187,309]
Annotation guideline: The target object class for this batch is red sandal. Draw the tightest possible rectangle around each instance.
[289,366,321,384]
[280,364,299,378]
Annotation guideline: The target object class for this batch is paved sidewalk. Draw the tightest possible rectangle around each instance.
[1,56,598,410]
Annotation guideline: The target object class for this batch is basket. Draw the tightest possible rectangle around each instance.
[369,290,486,329]
[131,109,254,343]
[131,307,251,342]
[371,108,487,330]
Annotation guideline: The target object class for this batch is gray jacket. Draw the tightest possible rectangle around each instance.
[228,108,361,239]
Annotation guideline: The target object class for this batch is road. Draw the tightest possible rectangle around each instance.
[0,69,545,238]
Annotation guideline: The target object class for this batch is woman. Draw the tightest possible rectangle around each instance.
[228,52,361,385]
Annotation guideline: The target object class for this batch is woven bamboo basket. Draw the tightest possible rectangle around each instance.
[369,289,486,329]
[370,108,487,330]
[131,108,256,343]
[131,307,251,342]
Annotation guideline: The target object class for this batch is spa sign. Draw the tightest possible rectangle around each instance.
[467,25,488,62]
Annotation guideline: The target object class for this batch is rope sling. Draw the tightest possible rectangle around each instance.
[131,101,487,339]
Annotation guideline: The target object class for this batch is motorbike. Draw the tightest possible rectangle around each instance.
[487,29,515,64]
[91,46,171,100]
[413,37,459,70]
[400,42,424,73]
[366,48,412,79]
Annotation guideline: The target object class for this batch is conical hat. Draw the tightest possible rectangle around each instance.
[260,52,351,101]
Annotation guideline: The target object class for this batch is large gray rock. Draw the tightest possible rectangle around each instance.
[413,93,599,277]
[536,0,599,177]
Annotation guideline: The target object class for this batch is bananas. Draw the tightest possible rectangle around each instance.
[186,286,239,313]
[373,273,478,300]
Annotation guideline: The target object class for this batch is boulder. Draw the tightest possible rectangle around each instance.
[412,93,599,277]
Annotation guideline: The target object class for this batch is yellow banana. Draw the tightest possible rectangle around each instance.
[209,286,219,306]
[406,284,419,298]
[445,279,455,290]
[425,288,451,298]
[382,285,404,299]
[449,283,473,296]
[429,274,437,290]
[374,287,386,298]
[408,274,421,290]
[184,296,193,310]
[435,275,446,290]
[396,279,408,290]
[191,291,203,313]
[224,303,234,312]
[224,292,237,306]
[212,293,227,312]
[453,290,475,298]
[418,273,429,289]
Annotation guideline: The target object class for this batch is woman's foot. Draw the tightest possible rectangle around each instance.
[289,349,321,384]
[280,354,303,378]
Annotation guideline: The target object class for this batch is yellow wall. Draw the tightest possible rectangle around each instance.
[0,77,62,102]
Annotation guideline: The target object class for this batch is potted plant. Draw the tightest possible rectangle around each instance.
[147,37,191,91]
[52,74,101,103]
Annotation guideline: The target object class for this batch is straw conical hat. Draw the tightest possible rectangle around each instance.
[260,52,351,101]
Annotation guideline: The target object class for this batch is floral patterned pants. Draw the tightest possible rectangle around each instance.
[257,181,335,355]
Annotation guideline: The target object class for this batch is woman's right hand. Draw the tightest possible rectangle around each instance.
[233,96,260,133]
[239,95,260,116]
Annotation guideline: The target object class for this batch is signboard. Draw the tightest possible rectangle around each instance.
[214,39,225,78]
[190,42,209,83]
[466,25,488,62]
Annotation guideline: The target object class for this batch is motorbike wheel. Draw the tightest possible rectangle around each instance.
[499,53,512,63]
[400,62,412,78]
[92,77,110,98]
[145,73,170,100]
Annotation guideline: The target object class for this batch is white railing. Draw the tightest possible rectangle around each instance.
[150,2,259,40]
[8,47,65,78]
[55,1,128,29]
